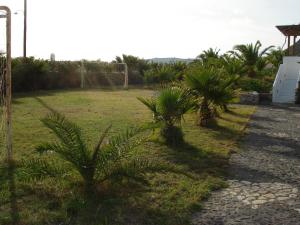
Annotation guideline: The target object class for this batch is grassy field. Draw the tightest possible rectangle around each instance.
[0,88,255,225]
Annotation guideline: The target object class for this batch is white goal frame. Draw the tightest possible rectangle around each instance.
[0,6,12,162]
[80,61,128,89]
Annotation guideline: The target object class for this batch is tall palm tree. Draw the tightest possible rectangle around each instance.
[138,87,194,145]
[231,41,273,77]
[185,67,237,126]
[28,112,173,195]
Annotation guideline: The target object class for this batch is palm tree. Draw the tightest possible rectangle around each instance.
[221,54,245,77]
[267,47,285,71]
[231,41,273,77]
[185,67,237,126]
[138,87,194,145]
[31,112,172,195]
[197,48,220,63]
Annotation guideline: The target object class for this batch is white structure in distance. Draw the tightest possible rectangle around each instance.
[272,56,300,103]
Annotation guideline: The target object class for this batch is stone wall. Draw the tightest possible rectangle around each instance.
[240,92,260,105]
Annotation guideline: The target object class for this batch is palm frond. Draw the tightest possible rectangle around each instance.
[92,124,112,164]
[18,158,70,182]
[98,157,193,184]
[41,112,89,163]
[137,97,159,121]
[99,126,147,164]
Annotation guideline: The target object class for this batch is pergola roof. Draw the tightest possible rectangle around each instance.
[276,25,300,36]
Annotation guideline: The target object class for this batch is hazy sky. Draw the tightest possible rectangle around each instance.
[0,0,300,61]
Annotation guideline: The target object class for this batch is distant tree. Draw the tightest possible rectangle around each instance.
[221,54,245,77]
[197,48,220,63]
[144,65,177,85]
[172,61,188,80]
[267,47,285,70]
[231,41,273,77]
[113,54,149,76]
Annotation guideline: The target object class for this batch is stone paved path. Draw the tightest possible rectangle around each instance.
[192,105,300,225]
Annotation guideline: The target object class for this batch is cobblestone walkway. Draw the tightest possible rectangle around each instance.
[192,105,300,225]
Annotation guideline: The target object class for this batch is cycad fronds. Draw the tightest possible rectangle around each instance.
[19,158,70,182]
[27,112,176,194]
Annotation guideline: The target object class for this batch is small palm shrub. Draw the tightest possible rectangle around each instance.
[29,112,173,195]
[138,87,194,145]
[185,67,237,126]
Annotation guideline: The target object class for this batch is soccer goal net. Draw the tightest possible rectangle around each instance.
[0,6,12,161]
[80,61,128,89]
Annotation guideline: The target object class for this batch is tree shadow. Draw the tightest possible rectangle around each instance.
[204,122,242,142]
[61,182,191,225]
[225,108,250,119]
[0,161,20,225]
[34,97,57,113]
[250,114,278,123]
[218,115,246,126]
[164,141,228,179]
[228,159,288,184]
[241,131,300,159]
[13,90,55,99]
[264,104,300,113]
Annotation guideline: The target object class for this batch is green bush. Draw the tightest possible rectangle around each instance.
[11,58,144,92]
[237,77,273,93]
[144,65,177,85]
[12,57,50,92]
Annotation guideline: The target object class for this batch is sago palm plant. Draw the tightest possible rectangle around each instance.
[29,112,174,195]
[138,87,194,145]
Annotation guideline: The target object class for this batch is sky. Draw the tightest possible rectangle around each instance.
[0,0,300,61]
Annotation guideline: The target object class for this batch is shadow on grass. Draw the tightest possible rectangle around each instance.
[225,108,250,118]
[61,182,191,225]
[0,161,20,225]
[164,141,229,179]
[34,97,56,113]
[205,121,242,142]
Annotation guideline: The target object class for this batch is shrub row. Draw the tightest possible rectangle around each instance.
[11,58,144,92]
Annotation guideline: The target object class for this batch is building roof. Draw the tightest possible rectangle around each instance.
[276,25,300,36]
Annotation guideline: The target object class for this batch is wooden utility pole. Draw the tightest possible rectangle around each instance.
[23,0,27,58]
[0,6,12,161]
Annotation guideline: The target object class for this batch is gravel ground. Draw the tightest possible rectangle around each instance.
[192,104,300,225]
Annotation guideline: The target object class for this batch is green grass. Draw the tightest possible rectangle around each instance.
[0,88,255,225]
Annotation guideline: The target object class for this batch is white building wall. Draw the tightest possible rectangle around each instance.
[272,56,300,103]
